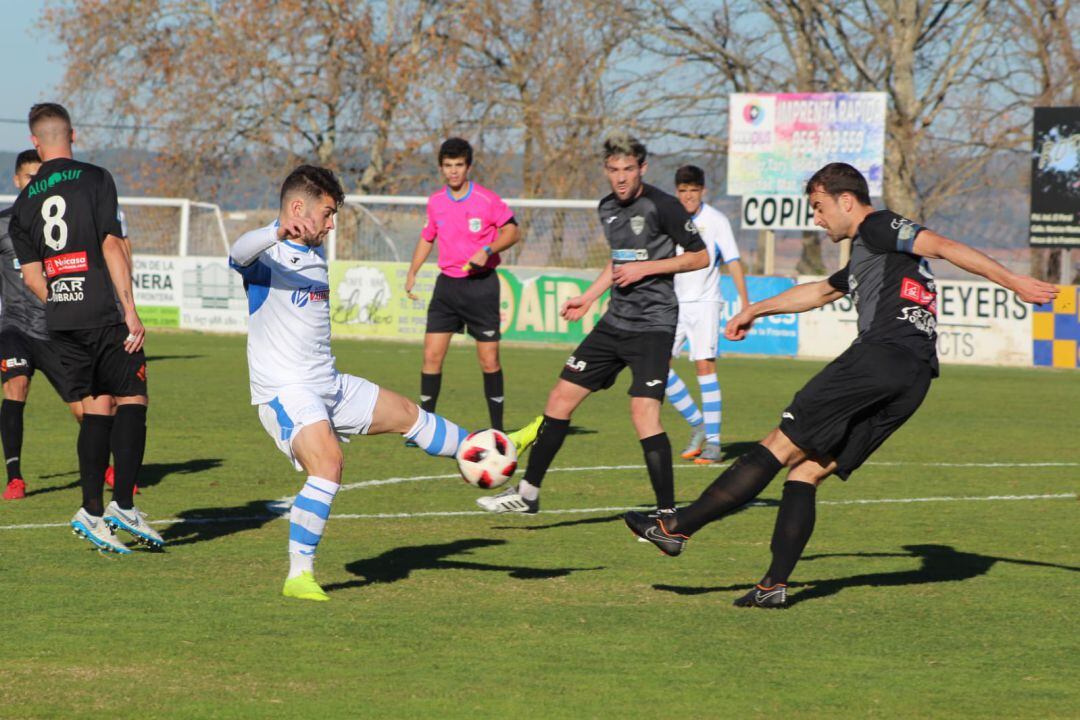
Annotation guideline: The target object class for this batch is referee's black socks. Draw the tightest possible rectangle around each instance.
[760,481,817,587]
[111,404,147,510]
[672,443,783,535]
[1,399,26,481]
[78,413,114,517]
[640,433,674,510]
[420,372,441,413]
[521,415,570,489]
[483,370,504,431]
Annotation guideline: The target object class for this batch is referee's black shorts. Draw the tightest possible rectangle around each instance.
[0,328,83,403]
[558,320,673,400]
[779,342,933,480]
[425,270,502,341]
[51,324,148,399]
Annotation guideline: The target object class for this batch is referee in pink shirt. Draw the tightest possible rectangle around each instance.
[405,138,520,431]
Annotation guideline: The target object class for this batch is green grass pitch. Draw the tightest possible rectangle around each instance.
[0,332,1077,718]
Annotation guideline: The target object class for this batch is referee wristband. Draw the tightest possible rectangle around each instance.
[482,245,492,255]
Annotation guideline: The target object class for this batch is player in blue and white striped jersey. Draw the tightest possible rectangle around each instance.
[666,165,749,464]
[229,165,473,602]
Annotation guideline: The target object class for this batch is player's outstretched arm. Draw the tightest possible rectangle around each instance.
[912,231,1059,305]
[103,233,144,353]
[562,261,613,322]
[230,225,280,267]
[725,279,843,341]
[612,249,708,287]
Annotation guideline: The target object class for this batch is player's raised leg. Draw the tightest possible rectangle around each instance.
[366,384,469,457]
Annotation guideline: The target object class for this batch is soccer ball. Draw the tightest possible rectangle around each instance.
[456,429,518,489]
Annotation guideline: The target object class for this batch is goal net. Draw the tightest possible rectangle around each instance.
[334,195,605,268]
[0,195,229,257]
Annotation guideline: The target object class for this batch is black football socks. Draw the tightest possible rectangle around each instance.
[640,432,675,511]
[672,443,783,535]
[78,413,114,517]
[760,481,817,587]
[521,415,570,489]
[1,399,25,481]
[483,369,505,431]
[420,372,441,413]
[111,404,147,511]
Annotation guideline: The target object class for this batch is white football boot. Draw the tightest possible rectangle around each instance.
[71,508,131,554]
[104,501,166,549]
[476,485,539,514]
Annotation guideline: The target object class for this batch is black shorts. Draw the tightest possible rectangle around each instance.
[0,328,83,403]
[779,343,932,480]
[51,324,148,399]
[426,271,501,341]
[559,320,674,400]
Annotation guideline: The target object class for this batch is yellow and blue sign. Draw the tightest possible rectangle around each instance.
[1033,285,1079,368]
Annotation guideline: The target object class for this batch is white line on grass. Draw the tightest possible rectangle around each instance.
[0,493,1074,532]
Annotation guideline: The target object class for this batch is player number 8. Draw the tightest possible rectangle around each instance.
[42,195,69,251]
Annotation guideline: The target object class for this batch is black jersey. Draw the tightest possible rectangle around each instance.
[0,207,50,340]
[9,158,124,331]
[597,184,705,332]
[827,210,939,376]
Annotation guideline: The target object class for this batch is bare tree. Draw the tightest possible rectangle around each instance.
[43,0,448,196]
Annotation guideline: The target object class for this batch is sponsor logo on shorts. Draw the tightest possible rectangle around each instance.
[645,379,663,387]
[782,411,795,420]
[44,251,89,278]
[900,277,937,313]
[611,248,649,262]
[49,276,85,303]
[1,358,28,372]
[481,330,496,337]
[136,363,147,382]
[565,355,587,372]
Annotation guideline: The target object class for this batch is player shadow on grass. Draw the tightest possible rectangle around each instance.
[321,538,604,593]
[160,499,279,546]
[492,497,779,532]
[145,354,205,363]
[24,458,223,497]
[718,441,762,462]
[653,544,1080,606]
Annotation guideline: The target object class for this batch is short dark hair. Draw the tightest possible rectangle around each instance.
[28,103,72,135]
[805,162,871,206]
[602,132,647,165]
[674,165,705,187]
[15,149,41,173]
[279,165,345,207]
[438,137,473,166]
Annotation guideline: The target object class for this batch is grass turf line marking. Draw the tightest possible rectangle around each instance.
[0,493,1074,532]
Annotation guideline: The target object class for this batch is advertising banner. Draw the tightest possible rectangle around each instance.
[740,195,817,231]
[132,255,181,328]
[1029,107,1080,248]
[1033,285,1079,368]
[329,262,611,345]
[715,276,798,356]
[178,256,248,332]
[728,92,886,197]
[798,275,1033,366]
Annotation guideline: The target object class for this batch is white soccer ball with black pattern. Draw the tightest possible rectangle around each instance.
[456,429,518,489]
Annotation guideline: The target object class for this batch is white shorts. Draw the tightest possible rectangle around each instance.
[672,302,721,361]
[257,373,381,471]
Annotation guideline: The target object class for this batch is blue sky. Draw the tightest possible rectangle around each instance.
[1,3,64,152]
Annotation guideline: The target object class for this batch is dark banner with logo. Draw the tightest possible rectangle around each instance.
[1030,107,1080,248]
